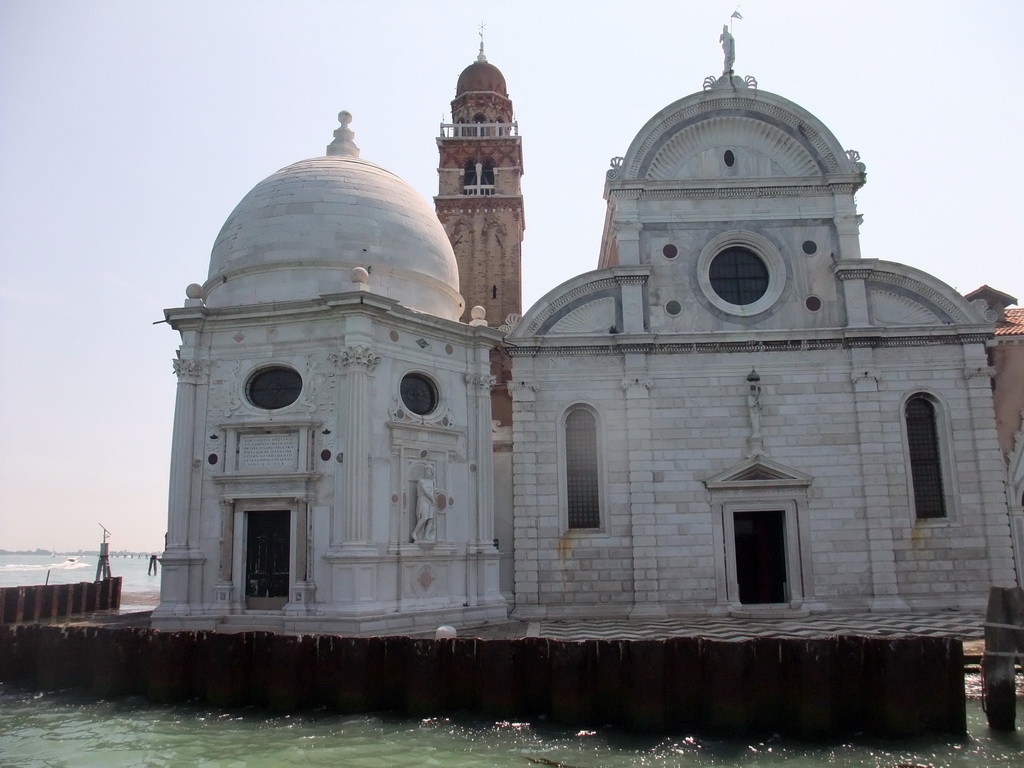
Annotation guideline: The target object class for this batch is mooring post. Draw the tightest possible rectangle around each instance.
[983,585,1024,731]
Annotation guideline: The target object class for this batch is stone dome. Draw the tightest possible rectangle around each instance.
[204,123,462,320]
[456,60,507,97]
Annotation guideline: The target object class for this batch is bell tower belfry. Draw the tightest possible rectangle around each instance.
[435,40,524,424]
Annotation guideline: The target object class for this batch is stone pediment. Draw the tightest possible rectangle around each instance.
[705,456,812,490]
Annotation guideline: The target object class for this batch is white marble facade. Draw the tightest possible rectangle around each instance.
[157,61,1018,635]
[154,117,506,634]
[505,78,1016,619]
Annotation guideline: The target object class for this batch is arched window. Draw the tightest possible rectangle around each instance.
[565,408,600,528]
[905,395,946,519]
[463,159,478,187]
[480,160,495,186]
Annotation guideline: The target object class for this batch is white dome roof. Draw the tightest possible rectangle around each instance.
[203,129,462,319]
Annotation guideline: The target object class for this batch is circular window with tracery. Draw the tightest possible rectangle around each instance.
[697,231,786,317]
[400,373,439,416]
[709,247,769,306]
[246,367,302,410]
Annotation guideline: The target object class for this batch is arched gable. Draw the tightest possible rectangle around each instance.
[837,260,993,327]
[613,90,862,184]
[507,267,648,340]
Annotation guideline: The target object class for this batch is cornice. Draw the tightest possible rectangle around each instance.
[505,332,992,358]
[625,183,859,200]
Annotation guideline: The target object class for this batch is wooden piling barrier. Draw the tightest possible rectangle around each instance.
[476,638,517,717]
[446,638,480,712]
[549,640,592,725]
[983,585,1024,731]
[405,637,445,716]
[0,579,122,624]
[705,639,750,733]
[515,637,551,718]
[591,640,627,726]
[625,640,666,732]
[664,636,707,731]
[0,626,968,738]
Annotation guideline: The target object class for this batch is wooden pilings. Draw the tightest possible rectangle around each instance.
[983,586,1024,731]
[0,579,122,624]
[0,625,965,738]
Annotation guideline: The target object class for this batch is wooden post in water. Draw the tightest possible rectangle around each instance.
[983,585,1024,730]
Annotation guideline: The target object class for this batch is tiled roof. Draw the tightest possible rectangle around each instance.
[995,307,1024,336]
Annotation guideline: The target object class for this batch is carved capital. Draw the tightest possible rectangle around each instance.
[464,373,496,391]
[172,358,210,383]
[851,369,880,384]
[507,381,537,401]
[835,267,873,281]
[331,345,381,372]
[964,366,995,381]
[621,377,652,395]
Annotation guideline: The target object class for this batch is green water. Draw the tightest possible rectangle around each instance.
[1,683,1022,767]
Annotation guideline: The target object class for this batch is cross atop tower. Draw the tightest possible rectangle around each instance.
[477,20,487,62]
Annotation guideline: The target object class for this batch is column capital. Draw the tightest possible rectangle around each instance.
[330,345,381,372]
[172,358,210,383]
[465,373,496,391]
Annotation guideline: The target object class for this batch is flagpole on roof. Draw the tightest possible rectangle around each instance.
[731,7,743,32]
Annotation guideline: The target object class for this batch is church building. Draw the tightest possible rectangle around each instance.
[154,33,1020,633]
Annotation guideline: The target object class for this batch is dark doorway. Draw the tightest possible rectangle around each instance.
[733,510,787,604]
[245,510,290,609]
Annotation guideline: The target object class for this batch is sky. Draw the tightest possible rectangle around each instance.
[1,0,1022,552]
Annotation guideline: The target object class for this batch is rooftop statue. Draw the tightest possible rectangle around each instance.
[720,24,735,73]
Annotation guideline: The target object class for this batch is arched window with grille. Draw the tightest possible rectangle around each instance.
[564,407,601,529]
[905,394,947,519]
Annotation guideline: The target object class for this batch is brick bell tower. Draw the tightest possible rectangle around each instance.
[435,38,524,427]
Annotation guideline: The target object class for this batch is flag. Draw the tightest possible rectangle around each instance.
[731,11,744,19]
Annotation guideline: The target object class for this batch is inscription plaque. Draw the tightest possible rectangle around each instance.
[238,432,298,470]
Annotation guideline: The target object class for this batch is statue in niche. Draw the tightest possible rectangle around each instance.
[747,382,762,439]
[412,465,437,543]
[720,25,735,73]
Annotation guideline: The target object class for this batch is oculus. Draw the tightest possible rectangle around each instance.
[709,247,769,305]
[400,373,439,416]
[246,366,302,410]
[697,231,787,317]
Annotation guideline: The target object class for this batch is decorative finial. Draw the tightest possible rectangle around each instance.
[477,20,487,62]
[351,266,369,290]
[469,305,488,326]
[326,110,360,158]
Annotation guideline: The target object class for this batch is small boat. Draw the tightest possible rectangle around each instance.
[65,557,78,564]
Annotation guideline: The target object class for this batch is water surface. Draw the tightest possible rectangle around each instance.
[1,684,1022,767]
